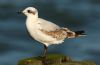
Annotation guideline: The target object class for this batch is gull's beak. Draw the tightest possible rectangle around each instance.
[16,11,23,14]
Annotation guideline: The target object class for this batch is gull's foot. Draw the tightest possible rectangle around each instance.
[42,60,48,65]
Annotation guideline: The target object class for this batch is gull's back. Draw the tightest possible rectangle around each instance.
[38,18,60,31]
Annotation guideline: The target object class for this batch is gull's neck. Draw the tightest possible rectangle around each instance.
[26,14,40,32]
[26,14,39,31]
[26,14,38,23]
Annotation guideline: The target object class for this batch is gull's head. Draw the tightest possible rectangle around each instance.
[22,7,38,17]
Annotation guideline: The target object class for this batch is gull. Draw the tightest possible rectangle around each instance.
[18,7,85,58]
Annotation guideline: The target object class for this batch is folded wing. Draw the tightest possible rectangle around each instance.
[38,18,60,31]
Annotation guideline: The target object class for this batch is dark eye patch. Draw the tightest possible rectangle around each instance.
[27,10,31,13]
[27,10,35,15]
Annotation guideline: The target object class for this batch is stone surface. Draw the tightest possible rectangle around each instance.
[18,54,96,65]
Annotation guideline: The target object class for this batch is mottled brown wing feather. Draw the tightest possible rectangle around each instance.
[40,28,71,40]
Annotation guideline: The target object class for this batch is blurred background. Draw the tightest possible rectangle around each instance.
[0,0,100,65]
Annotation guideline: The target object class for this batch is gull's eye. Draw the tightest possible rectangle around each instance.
[27,10,35,15]
[27,10,31,13]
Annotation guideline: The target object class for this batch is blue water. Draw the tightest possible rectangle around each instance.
[0,0,100,65]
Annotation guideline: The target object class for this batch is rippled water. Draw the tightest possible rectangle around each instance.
[0,0,100,65]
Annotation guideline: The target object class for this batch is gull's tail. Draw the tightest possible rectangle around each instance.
[67,30,86,38]
[75,30,86,37]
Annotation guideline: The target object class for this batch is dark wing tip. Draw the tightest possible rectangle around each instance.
[75,30,86,35]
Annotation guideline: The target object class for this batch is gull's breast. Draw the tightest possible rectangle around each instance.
[26,19,64,46]
[26,21,59,43]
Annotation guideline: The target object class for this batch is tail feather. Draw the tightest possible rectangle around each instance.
[66,30,86,38]
[74,30,86,37]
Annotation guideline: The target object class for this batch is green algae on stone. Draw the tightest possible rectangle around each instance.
[18,54,96,65]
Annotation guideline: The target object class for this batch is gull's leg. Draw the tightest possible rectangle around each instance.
[43,44,48,58]
[42,44,48,65]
